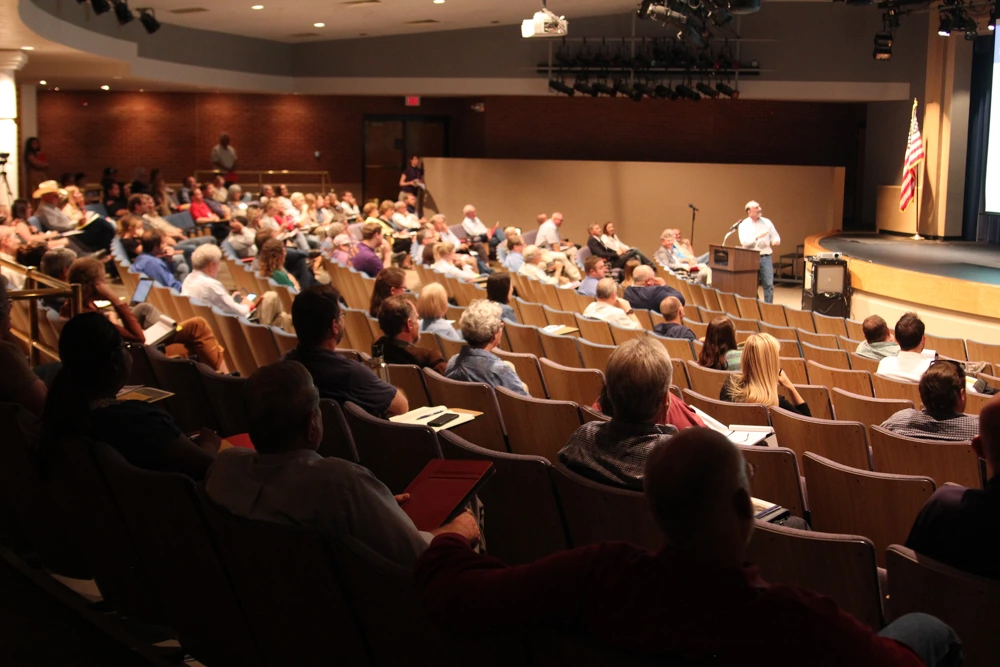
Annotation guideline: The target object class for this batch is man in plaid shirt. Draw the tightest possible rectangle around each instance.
[880,360,978,441]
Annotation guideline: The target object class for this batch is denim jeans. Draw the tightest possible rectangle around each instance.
[878,613,963,667]
[759,254,775,303]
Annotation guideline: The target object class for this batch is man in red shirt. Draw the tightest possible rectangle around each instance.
[416,428,961,666]
[188,186,218,225]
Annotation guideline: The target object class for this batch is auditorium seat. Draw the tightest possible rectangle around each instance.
[784,308,816,333]
[437,429,570,565]
[572,290,594,313]
[187,297,237,371]
[806,360,873,397]
[386,364,431,410]
[869,425,983,489]
[759,322,799,342]
[671,359,691,391]
[548,463,660,551]
[580,405,610,422]
[684,360,734,398]
[684,303,704,323]
[701,286,724,312]
[334,349,368,362]
[813,311,849,338]
[715,290,740,317]
[734,294,761,320]
[924,333,968,360]
[769,406,870,470]
[536,283,564,311]
[168,289,196,321]
[342,401,442,495]
[573,314,615,345]
[494,387,582,464]
[737,445,805,517]
[93,443,263,667]
[414,329,444,355]
[686,283,707,309]
[145,346,221,433]
[780,384,834,419]
[555,285,580,313]
[780,357,809,385]
[197,364,249,437]
[845,318,866,341]
[493,349,548,398]
[343,309,375,356]
[514,298,547,328]
[682,317,707,339]
[634,309,655,331]
[538,328,583,368]
[747,522,882,630]
[504,321,546,358]
[650,333,695,361]
[197,489,370,667]
[318,399,360,463]
[673,281,694,308]
[886,546,1000,667]
[422,369,509,453]
[801,342,851,370]
[848,352,880,374]
[802,453,935,567]
[967,339,1000,368]
[436,332,465,360]
[830,388,911,440]
[539,358,606,408]
[797,330,840,350]
[126,342,159,388]
[577,337,616,372]
[872,374,922,405]
[756,301,787,327]
[240,317,282,369]
[682,389,770,427]
[727,315,760,333]
[212,308,259,378]
[366,314,385,341]
[445,303,466,323]
[542,304,578,331]
[964,389,992,416]
[271,325,298,355]
[609,322,647,345]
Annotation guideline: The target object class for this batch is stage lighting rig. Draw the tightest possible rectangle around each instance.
[573,79,597,96]
[592,81,618,97]
[138,8,161,34]
[873,31,893,59]
[548,79,575,96]
[522,2,568,38]
[675,84,702,100]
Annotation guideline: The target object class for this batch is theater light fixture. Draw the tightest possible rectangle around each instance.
[91,0,112,14]
[548,79,574,96]
[938,12,953,36]
[633,81,656,98]
[873,31,893,60]
[675,84,701,101]
[716,82,739,98]
[614,80,633,97]
[654,84,676,100]
[114,0,134,25]
[696,82,719,98]
[101,85,110,90]
[138,8,160,33]
[573,79,596,96]
[592,81,617,97]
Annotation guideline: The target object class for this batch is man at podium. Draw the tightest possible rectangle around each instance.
[737,200,781,304]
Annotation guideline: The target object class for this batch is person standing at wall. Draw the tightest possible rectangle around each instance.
[210,133,238,184]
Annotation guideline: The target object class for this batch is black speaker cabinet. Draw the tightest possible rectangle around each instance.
[802,258,851,318]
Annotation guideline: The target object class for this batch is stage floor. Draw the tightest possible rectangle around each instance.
[818,234,1000,286]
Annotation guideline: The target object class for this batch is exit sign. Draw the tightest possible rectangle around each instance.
[405,96,421,107]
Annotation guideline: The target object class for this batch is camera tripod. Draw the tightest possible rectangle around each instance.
[0,154,13,210]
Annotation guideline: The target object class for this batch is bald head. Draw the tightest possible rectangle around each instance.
[975,394,1000,475]
[633,265,655,285]
[645,428,754,565]
[595,277,618,301]
[660,296,683,323]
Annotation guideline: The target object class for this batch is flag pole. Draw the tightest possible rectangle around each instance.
[911,98,923,240]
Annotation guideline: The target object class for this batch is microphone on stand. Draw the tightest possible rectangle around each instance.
[688,203,699,212]
[729,220,741,231]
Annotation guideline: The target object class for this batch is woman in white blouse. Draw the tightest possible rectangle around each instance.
[599,221,631,255]
[431,242,479,280]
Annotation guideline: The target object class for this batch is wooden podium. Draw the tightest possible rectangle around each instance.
[709,245,760,298]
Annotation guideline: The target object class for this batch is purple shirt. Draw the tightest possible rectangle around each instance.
[352,242,384,278]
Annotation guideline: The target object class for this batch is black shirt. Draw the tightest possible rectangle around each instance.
[623,284,686,311]
[719,377,811,417]
[906,475,1000,580]
[401,165,424,195]
[285,345,397,417]
[654,322,696,341]
[587,235,618,261]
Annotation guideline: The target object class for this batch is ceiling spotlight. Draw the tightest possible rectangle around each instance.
[251,4,263,8]
[592,82,617,97]
[138,8,160,33]
[434,0,445,3]
[716,82,739,98]
[21,46,34,51]
[961,14,979,40]
[873,31,893,60]
[91,0,112,14]
[314,22,325,27]
[696,82,719,98]
[573,79,596,96]
[548,79,575,96]
[675,84,701,101]
[938,12,953,36]
[113,0,134,25]
[39,80,47,85]
[101,85,110,90]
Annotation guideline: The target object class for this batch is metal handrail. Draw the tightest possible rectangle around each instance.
[0,256,82,366]
[193,169,332,195]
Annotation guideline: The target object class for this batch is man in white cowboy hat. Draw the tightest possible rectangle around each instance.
[34,180,114,253]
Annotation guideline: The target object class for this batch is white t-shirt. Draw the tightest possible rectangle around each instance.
[432,258,477,280]
[583,301,642,330]
[537,220,562,248]
[876,350,933,383]
[462,216,489,238]
[182,270,250,317]
[737,216,781,256]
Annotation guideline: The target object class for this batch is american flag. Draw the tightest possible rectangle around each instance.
[900,99,924,212]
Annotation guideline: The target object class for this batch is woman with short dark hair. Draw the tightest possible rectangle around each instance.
[485,273,517,323]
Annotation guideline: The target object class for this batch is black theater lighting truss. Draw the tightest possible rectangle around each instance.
[637,0,749,47]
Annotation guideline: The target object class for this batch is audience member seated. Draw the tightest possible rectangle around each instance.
[576,255,606,297]
[286,285,408,417]
[0,275,47,415]
[461,204,500,260]
[188,186,220,226]
[177,175,196,205]
[432,214,483,274]
[413,426,964,667]
[654,229,709,284]
[339,191,361,222]
[33,180,114,254]
[721,333,810,416]
[445,299,527,396]
[352,221,391,278]
[181,244,253,318]
[410,228,435,266]
[39,312,218,480]
[536,212,580,279]
[620,258,641,290]
[518,245,567,286]
[597,221,653,269]
[486,273,517,323]
[654,296,696,340]
[495,225,518,264]
[881,360,978,441]
[699,316,742,371]
[623,265,685,311]
[205,360,479,568]
[131,231,185,289]
[133,193,215,262]
[39,247,77,314]
[583,278,643,330]
[103,181,128,218]
[9,199,68,251]
[0,226,25,289]
[501,235,524,272]
[67,257,228,372]
[906,393,1000,580]
[257,238,300,291]
[856,314,902,361]
[373,295,447,374]
[225,216,257,259]
[369,266,406,318]
[586,222,628,270]
[876,312,931,382]
[560,338,682,490]
[432,242,479,280]
[418,283,464,343]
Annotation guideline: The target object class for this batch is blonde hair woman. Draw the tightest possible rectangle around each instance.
[432,241,478,280]
[417,282,463,342]
[719,333,810,415]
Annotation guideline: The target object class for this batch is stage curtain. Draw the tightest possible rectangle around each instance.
[964,33,994,242]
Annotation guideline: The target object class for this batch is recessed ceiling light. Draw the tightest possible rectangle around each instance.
[314,22,325,27]
[251,4,263,8]
[139,88,144,92]
[112,75,122,80]
[54,87,59,91]
[433,0,444,3]
[39,80,46,85]
[101,85,110,90]
[21,46,34,51]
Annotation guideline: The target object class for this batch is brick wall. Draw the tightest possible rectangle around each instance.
[35,91,865,199]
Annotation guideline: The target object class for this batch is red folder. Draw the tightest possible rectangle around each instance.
[400,460,494,531]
